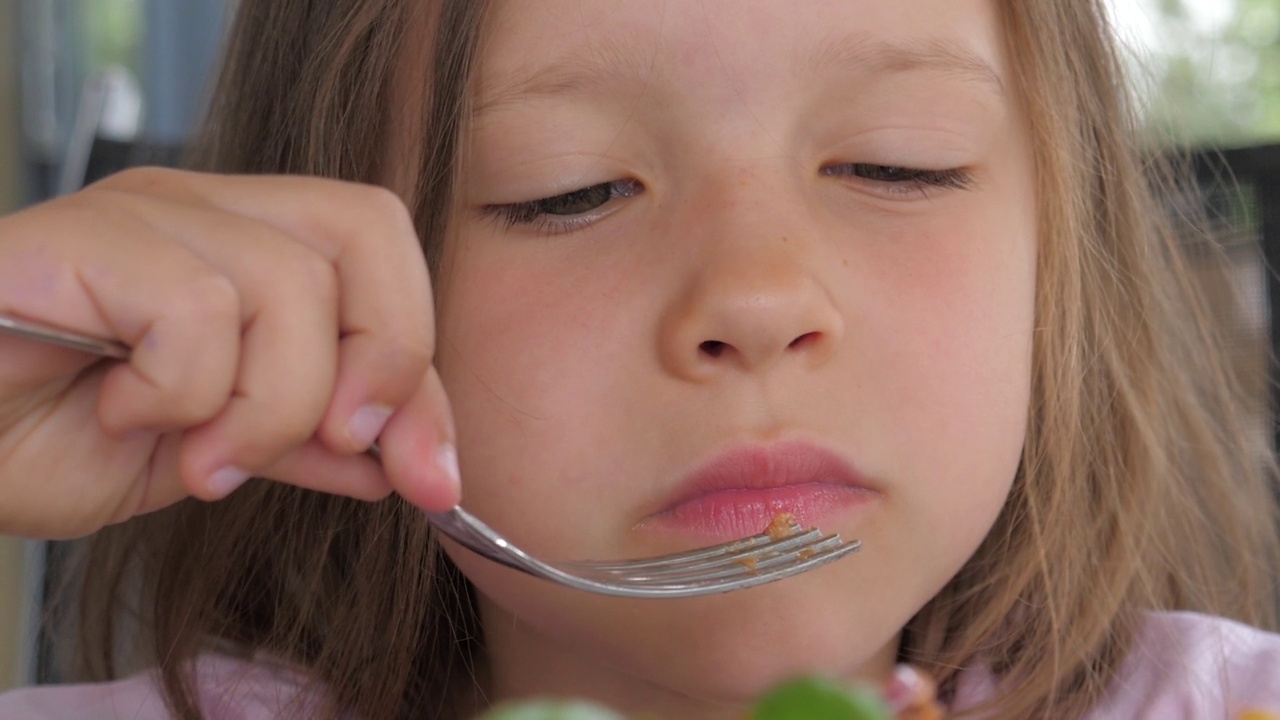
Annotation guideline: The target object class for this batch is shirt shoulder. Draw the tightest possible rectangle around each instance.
[1084,611,1280,720]
[0,653,329,720]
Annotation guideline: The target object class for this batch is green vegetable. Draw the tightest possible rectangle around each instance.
[476,699,626,720]
[750,677,891,720]
[473,676,892,720]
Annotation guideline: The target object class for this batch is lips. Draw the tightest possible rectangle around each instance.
[639,440,878,541]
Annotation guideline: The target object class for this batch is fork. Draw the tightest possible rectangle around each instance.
[0,312,861,598]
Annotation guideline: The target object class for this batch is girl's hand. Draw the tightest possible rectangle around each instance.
[0,168,459,540]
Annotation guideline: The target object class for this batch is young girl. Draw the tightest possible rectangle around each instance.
[1,0,1278,718]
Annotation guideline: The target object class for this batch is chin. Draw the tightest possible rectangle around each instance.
[461,551,909,707]
[627,598,898,703]
[627,609,890,702]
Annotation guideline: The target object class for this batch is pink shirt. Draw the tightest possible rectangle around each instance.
[2,612,1278,719]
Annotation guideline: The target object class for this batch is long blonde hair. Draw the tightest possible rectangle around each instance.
[62,2,1278,719]
[903,3,1280,717]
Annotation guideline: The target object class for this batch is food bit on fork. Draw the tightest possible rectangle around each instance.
[762,513,822,563]
[764,512,798,541]
[734,557,760,575]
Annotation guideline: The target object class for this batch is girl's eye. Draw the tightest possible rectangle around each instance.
[821,163,974,198]
[485,179,643,233]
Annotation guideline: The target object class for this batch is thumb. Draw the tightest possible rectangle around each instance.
[376,366,461,512]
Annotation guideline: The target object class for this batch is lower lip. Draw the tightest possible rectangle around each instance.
[639,483,875,541]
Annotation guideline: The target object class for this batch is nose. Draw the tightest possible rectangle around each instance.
[658,198,844,382]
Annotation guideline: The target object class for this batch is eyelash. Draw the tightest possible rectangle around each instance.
[485,164,974,233]
[821,164,975,198]
[484,179,643,234]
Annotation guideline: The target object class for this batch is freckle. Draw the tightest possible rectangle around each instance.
[781,236,788,243]
[842,258,849,267]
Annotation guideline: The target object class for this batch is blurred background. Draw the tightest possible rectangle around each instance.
[0,0,230,693]
[0,0,1279,694]
[1112,0,1280,146]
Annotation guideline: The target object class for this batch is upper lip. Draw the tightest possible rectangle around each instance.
[656,439,876,513]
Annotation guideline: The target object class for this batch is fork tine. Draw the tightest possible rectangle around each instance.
[568,520,822,571]
[574,533,855,585]
[568,530,794,571]
[569,527,824,573]
[592,534,839,581]
[441,503,862,597]
[570,539,862,591]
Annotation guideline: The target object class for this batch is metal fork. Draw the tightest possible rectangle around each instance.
[0,313,861,597]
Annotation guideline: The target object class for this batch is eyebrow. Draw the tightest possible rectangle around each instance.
[474,32,1005,116]
[801,34,1006,98]
[474,36,662,115]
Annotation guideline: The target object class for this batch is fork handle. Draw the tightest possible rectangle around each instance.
[0,313,398,460]
[0,313,131,359]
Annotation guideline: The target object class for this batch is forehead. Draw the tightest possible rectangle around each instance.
[476,0,1009,111]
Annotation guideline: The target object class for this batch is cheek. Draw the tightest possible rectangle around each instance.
[853,196,1036,584]
[858,156,1037,431]
[437,241,646,390]
[876,223,1034,447]
[433,247,648,552]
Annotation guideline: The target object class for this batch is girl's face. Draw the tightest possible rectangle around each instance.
[433,0,1035,715]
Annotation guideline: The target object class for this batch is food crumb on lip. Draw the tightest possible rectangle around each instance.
[764,512,798,541]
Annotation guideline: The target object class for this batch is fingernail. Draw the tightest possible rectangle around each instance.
[435,443,461,493]
[208,466,251,498]
[348,404,393,449]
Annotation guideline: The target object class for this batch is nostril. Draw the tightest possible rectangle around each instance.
[700,340,728,358]
[789,331,821,350]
